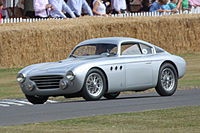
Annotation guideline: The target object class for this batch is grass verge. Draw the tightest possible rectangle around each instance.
[0,68,22,99]
[0,106,199,133]
[0,52,199,100]
[178,52,200,89]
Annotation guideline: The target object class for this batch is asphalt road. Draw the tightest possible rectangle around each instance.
[0,89,200,126]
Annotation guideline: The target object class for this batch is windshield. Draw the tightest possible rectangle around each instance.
[70,44,118,57]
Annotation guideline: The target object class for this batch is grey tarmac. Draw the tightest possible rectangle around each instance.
[0,89,200,126]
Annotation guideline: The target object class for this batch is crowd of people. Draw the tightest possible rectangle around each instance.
[0,0,200,21]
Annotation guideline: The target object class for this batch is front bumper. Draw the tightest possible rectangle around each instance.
[18,76,83,96]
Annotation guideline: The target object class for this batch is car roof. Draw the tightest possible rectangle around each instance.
[77,37,154,47]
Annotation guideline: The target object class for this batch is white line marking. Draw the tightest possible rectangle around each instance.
[0,103,10,107]
[46,100,58,103]
[8,100,33,105]
[0,99,58,107]
[0,102,24,106]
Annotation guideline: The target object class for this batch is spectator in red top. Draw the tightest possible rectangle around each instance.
[0,0,3,22]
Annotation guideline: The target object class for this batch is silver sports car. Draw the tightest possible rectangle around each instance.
[17,37,186,104]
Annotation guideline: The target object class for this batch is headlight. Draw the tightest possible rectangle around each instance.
[66,71,75,81]
[17,73,26,83]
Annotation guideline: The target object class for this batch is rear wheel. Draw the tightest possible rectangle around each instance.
[82,69,107,101]
[155,63,178,96]
[25,95,48,104]
[104,92,120,99]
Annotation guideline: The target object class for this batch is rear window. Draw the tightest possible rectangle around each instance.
[155,47,164,53]
[139,44,153,54]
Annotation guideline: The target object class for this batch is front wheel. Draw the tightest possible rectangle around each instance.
[82,69,107,101]
[155,63,178,96]
[25,95,48,104]
[104,92,120,99]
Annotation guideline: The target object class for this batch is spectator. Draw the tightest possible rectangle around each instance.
[126,0,131,12]
[17,0,24,15]
[111,0,127,14]
[161,4,172,13]
[169,0,177,10]
[138,0,151,12]
[0,0,2,21]
[174,0,189,11]
[149,0,169,12]
[24,0,35,18]
[34,0,54,18]
[67,0,93,17]
[189,0,200,9]
[86,0,93,8]
[1,0,6,18]
[49,0,75,18]
[92,0,110,16]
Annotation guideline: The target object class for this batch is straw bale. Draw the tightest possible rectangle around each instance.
[0,14,200,68]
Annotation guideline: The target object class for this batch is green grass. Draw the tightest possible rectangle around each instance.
[0,52,199,100]
[178,52,200,89]
[0,68,23,99]
[0,106,200,133]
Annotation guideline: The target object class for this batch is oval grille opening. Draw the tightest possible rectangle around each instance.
[30,75,63,89]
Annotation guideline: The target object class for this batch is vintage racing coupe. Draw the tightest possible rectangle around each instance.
[17,37,186,104]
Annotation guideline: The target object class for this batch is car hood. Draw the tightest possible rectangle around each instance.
[19,57,103,76]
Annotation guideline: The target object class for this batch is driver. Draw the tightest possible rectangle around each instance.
[96,44,107,55]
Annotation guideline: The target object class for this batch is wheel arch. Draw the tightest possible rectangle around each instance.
[155,60,179,96]
[160,60,179,77]
[88,67,109,93]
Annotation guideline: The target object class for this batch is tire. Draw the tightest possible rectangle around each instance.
[104,92,120,99]
[64,92,81,98]
[82,68,107,101]
[155,63,178,96]
[25,95,48,104]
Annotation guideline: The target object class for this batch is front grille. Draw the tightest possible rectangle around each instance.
[30,75,63,89]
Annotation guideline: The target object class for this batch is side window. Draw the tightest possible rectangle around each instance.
[110,46,118,55]
[139,44,153,55]
[121,43,142,55]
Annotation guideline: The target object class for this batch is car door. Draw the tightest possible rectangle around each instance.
[121,42,153,90]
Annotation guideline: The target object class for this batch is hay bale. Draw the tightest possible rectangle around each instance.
[0,14,200,68]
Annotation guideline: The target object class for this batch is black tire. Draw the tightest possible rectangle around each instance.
[25,95,48,104]
[155,63,178,96]
[104,92,120,99]
[82,68,107,101]
[64,92,81,98]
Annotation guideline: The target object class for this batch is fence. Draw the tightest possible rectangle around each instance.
[1,8,200,24]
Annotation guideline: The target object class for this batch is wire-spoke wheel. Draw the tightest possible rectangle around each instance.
[82,69,107,101]
[161,68,175,91]
[155,63,178,96]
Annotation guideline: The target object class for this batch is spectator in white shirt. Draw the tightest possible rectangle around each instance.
[93,0,110,16]
[111,0,127,14]
[67,0,93,17]
[49,0,75,18]
[34,0,54,18]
